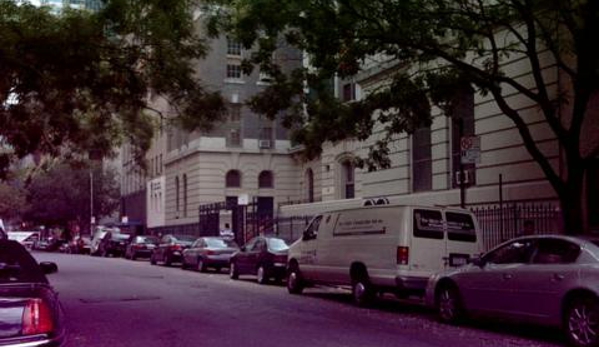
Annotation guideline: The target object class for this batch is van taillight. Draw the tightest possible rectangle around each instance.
[397,246,409,265]
[22,299,54,335]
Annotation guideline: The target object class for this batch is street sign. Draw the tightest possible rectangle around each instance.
[238,194,249,206]
[460,136,481,164]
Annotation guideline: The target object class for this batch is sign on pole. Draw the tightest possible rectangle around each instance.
[238,194,249,206]
[460,136,481,164]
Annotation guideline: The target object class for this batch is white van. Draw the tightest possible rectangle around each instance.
[286,204,483,305]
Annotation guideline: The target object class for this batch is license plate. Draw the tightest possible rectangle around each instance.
[449,254,469,267]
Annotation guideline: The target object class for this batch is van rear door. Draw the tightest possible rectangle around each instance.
[444,211,481,267]
[409,209,445,275]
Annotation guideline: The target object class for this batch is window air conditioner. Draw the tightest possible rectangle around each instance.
[258,140,271,149]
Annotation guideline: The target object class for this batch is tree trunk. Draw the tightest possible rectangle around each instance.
[560,169,585,235]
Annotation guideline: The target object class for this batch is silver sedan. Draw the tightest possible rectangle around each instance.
[425,235,599,347]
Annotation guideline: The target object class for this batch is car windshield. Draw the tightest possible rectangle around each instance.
[267,238,289,251]
[138,236,158,244]
[205,238,238,249]
[0,240,46,284]
[174,235,197,243]
[111,234,131,241]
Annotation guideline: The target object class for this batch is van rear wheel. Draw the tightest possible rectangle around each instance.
[352,277,375,307]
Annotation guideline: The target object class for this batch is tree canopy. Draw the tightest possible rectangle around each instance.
[0,0,226,178]
[207,0,599,232]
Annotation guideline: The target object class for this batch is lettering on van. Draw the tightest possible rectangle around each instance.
[333,218,386,237]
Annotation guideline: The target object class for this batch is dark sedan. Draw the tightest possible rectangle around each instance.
[182,237,239,272]
[98,232,131,257]
[125,235,159,260]
[0,240,65,346]
[150,234,197,266]
[229,236,289,284]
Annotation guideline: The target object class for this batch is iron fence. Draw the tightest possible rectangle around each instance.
[471,203,561,251]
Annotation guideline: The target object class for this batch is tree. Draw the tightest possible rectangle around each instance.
[23,161,119,233]
[207,0,599,234]
[0,181,26,222]
[0,0,226,178]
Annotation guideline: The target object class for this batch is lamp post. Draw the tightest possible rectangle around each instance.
[90,168,94,236]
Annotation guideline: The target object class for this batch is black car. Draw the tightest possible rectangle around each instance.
[150,234,197,266]
[98,232,131,257]
[229,236,289,284]
[0,240,65,346]
[125,235,159,260]
[181,237,239,272]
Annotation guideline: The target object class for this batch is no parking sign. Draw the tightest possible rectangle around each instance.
[460,136,481,164]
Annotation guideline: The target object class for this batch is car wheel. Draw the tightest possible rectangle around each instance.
[131,252,136,261]
[256,265,269,285]
[287,266,304,294]
[197,258,207,273]
[229,261,239,279]
[150,254,157,265]
[437,283,465,324]
[164,255,172,267]
[565,297,599,347]
[352,274,375,307]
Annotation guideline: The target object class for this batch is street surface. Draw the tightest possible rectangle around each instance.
[33,252,564,347]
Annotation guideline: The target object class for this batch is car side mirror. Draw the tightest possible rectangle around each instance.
[40,261,58,274]
[470,256,486,268]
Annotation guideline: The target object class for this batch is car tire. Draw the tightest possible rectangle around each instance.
[131,252,136,261]
[164,255,172,267]
[256,265,269,285]
[229,261,239,280]
[565,296,599,347]
[197,258,207,273]
[150,254,157,265]
[351,274,375,307]
[437,283,465,324]
[287,266,304,294]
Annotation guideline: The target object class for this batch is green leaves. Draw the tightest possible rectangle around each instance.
[0,0,226,178]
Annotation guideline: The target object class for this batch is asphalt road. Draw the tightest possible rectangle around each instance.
[33,252,565,347]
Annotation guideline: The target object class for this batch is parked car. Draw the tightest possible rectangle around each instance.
[125,235,159,260]
[0,239,65,346]
[425,235,599,347]
[150,234,197,266]
[67,236,91,254]
[98,231,131,257]
[7,231,40,250]
[229,236,288,284]
[182,237,239,272]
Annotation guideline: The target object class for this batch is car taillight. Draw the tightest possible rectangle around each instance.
[397,246,409,265]
[205,250,215,255]
[22,299,54,335]
[274,255,287,263]
[170,245,182,251]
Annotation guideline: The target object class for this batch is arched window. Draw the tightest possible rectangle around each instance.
[226,170,241,188]
[341,161,355,199]
[258,171,274,188]
[175,176,180,213]
[183,174,187,217]
[305,169,314,203]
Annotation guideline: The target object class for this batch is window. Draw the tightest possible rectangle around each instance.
[183,174,187,217]
[531,239,580,264]
[227,38,242,56]
[413,209,444,239]
[342,83,356,102]
[341,161,355,199]
[228,128,241,147]
[226,170,241,188]
[306,169,314,203]
[226,63,242,79]
[304,216,322,240]
[446,212,477,242]
[175,177,180,214]
[451,85,476,188]
[412,125,432,192]
[260,127,273,141]
[485,240,535,264]
[258,171,274,188]
[229,104,241,122]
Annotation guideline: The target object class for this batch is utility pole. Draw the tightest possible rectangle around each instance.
[90,169,94,236]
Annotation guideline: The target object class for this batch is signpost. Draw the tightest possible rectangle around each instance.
[460,135,481,164]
